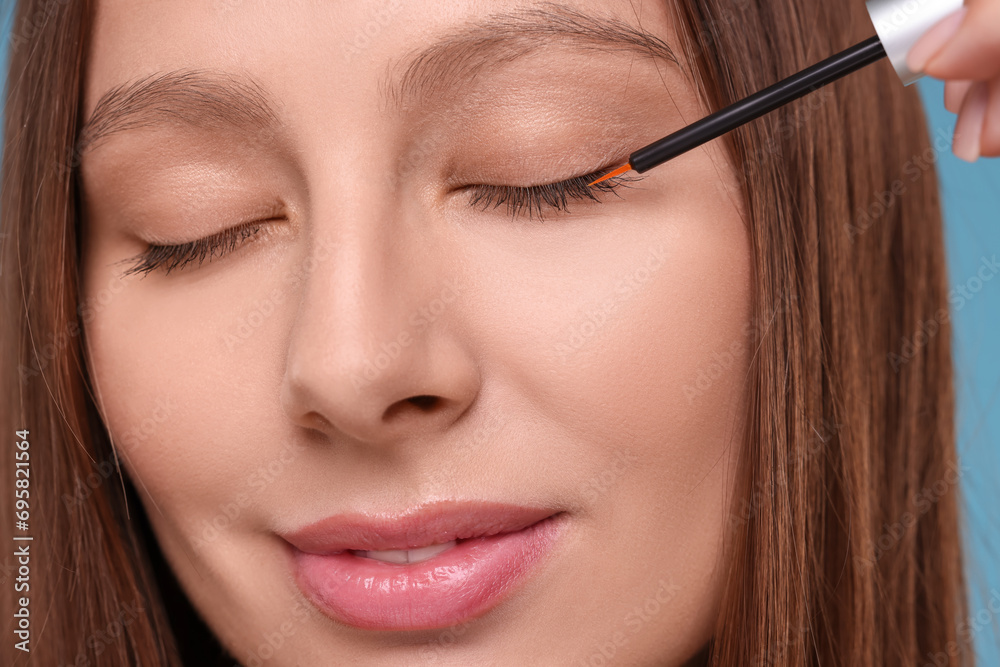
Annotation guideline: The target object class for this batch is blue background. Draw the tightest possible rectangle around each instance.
[1,5,997,662]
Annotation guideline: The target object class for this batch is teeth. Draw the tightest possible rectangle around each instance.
[354,540,457,564]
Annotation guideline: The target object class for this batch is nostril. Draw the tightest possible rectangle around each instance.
[407,395,439,411]
[382,395,443,422]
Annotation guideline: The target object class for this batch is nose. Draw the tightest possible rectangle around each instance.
[279,206,479,447]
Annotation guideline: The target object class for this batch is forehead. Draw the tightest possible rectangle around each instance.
[82,0,683,124]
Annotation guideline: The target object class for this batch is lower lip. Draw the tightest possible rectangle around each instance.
[288,513,566,631]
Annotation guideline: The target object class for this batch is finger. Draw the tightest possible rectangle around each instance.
[952,81,989,162]
[944,80,974,114]
[907,7,968,75]
[980,77,1000,157]
[921,0,1000,81]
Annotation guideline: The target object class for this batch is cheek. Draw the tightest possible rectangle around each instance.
[580,219,751,446]
[463,166,750,657]
[79,240,294,529]
[463,160,752,600]
[479,175,751,479]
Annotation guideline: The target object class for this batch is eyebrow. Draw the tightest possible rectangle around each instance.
[77,69,281,155]
[77,2,678,153]
[382,2,679,109]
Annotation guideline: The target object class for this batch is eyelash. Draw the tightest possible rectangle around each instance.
[120,167,643,277]
[120,219,277,278]
[465,167,643,221]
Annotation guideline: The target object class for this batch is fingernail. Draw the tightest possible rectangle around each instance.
[944,80,973,114]
[907,6,968,74]
[952,82,988,163]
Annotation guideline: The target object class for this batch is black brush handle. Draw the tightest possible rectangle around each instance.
[630,35,887,173]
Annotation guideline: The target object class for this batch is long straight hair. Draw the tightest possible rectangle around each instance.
[1,0,970,665]
[0,1,184,664]
[664,0,971,664]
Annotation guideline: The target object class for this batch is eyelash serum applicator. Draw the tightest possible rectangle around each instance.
[589,0,965,186]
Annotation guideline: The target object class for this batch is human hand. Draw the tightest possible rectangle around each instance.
[906,0,1000,161]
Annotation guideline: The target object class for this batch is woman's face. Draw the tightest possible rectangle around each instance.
[79,0,751,664]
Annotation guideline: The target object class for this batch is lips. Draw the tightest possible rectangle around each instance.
[281,500,567,631]
[283,500,558,553]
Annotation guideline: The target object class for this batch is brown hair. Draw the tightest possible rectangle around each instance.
[664,0,972,664]
[0,0,972,665]
[0,1,184,664]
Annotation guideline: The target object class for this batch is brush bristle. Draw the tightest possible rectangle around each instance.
[587,163,632,186]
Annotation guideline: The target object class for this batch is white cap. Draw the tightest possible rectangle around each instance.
[866,0,965,85]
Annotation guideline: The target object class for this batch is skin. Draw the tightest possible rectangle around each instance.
[79,1,751,665]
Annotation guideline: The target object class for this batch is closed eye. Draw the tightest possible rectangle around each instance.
[464,165,645,221]
[115,218,283,279]
[114,165,644,279]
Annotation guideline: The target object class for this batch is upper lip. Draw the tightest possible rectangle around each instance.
[282,500,559,554]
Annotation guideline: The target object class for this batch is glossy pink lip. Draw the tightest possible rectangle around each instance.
[281,500,567,631]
